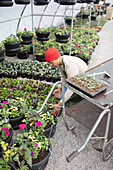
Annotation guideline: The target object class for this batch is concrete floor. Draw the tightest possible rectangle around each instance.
[45,20,113,170]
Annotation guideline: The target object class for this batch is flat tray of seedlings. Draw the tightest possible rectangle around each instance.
[66,73,107,97]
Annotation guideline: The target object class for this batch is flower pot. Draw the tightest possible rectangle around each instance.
[29,148,51,170]
[36,32,50,41]
[45,77,52,82]
[34,0,49,5]
[0,0,13,7]
[17,51,29,59]
[43,122,57,138]
[55,33,70,43]
[65,18,75,25]
[91,16,97,21]
[35,54,46,62]
[9,114,25,130]
[0,50,5,62]
[58,0,76,5]
[82,14,89,19]
[4,42,21,57]
[21,35,33,45]
[0,126,13,156]
[14,0,30,4]
[51,77,59,83]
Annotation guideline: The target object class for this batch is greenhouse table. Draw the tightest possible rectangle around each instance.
[61,58,113,162]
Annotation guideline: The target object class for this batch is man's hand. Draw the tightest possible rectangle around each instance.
[54,102,62,115]
[53,87,61,99]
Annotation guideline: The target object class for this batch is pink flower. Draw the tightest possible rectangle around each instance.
[2,127,7,131]
[77,46,79,48]
[5,130,10,136]
[19,124,26,129]
[36,121,42,127]
[89,48,92,50]
[24,28,27,31]
[91,39,93,41]
[35,142,38,147]
[3,101,7,104]
[0,106,2,108]
[75,44,77,46]
[84,45,86,47]
[88,40,91,42]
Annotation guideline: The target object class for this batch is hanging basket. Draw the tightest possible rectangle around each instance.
[0,50,5,62]
[58,0,76,5]
[55,33,70,43]
[34,0,49,6]
[17,51,29,59]
[0,0,13,7]
[35,32,50,41]
[14,0,30,5]
[21,35,33,45]
[4,42,21,57]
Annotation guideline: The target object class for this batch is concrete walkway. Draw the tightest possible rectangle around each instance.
[45,20,113,170]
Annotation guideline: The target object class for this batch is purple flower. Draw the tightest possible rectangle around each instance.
[0,106,2,108]
[84,45,86,47]
[5,130,10,136]
[75,44,77,46]
[36,121,42,127]
[31,151,34,156]
[3,101,7,104]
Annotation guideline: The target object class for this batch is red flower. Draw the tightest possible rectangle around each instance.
[91,39,93,41]
[53,112,56,116]
[19,124,26,129]
[24,28,27,31]
[88,40,90,42]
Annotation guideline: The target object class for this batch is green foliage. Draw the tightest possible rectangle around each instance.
[0,159,12,170]
[0,42,4,50]
[17,28,33,37]
[4,34,20,43]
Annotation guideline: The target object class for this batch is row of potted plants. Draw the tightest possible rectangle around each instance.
[0,60,61,82]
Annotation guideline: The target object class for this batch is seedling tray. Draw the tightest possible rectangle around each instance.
[66,73,107,98]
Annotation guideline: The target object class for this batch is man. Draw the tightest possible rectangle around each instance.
[45,48,88,115]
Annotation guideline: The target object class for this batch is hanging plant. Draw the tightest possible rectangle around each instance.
[34,0,49,6]
[14,0,30,5]
[0,0,13,7]
[58,0,76,5]
[35,27,50,41]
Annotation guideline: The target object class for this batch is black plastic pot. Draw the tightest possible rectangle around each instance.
[29,148,51,170]
[65,18,75,25]
[43,122,57,138]
[14,0,30,4]
[55,33,70,43]
[0,0,13,7]
[0,126,13,156]
[17,51,29,59]
[45,77,52,82]
[35,54,46,62]
[5,42,21,57]
[91,16,97,21]
[21,35,33,45]
[58,0,76,5]
[9,114,25,130]
[0,50,5,62]
[34,0,49,5]
[79,56,91,65]
[36,32,50,41]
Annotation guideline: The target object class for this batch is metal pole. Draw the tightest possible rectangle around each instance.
[69,5,74,56]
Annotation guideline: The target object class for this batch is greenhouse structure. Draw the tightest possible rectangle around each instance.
[0,0,113,169]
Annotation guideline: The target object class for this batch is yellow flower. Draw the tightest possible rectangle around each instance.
[1,142,8,151]
[4,149,10,157]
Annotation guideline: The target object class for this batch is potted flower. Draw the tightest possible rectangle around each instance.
[0,98,29,130]
[0,42,5,62]
[91,14,97,21]
[17,44,30,59]
[0,118,13,156]
[35,27,50,41]
[55,26,70,43]
[14,0,30,5]
[34,43,46,62]
[17,28,33,45]
[4,34,21,57]
[34,0,49,6]
[0,0,13,7]
[13,130,53,169]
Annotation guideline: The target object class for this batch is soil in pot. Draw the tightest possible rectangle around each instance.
[43,122,57,138]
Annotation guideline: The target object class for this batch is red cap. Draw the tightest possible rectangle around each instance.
[45,48,60,62]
